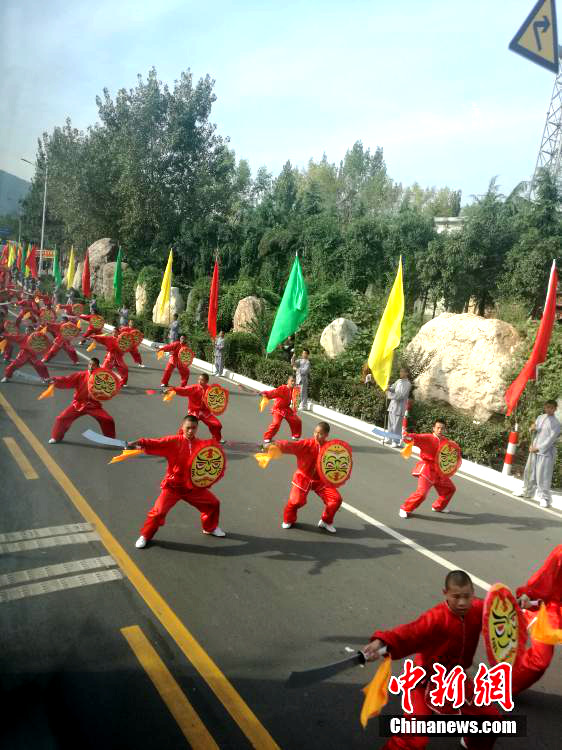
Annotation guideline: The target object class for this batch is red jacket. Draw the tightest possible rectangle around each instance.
[53,371,102,411]
[160,341,188,369]
[277,437,321,491]
[516,545,562,605]
[79,314,104,330]
[372,598,484,675]
[173,384,211,418]
[138,434,207,490]
[262,384,295,418]
[91,334,126,364]
[4,332,42,357]
[405,432,442,482]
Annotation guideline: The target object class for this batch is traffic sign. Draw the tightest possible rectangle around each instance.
[509,0,559,74]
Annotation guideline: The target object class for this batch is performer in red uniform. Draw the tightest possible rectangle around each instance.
[120,319,144,367]
[1,327,50,382]
[275,421,342,532]
[159,334,190,387]
[167,373,224,443]
[14,296,39,327]
[399,419,456,519]
[77,313,105,345]
[512,545,562,695]
[48,357,116,444]
[260,375,302,444]
[362,570,500,749]
[90,329,129,386]
[41,317,79,365]
[130,414,226,548]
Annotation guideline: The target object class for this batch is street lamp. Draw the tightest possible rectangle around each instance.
[21,156,48,276]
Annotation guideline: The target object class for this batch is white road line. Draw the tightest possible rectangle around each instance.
[0,522,93,543]
[341,502,491,592]
[0,555,117,587]
[0,568,123,602]
[0,531,100,554]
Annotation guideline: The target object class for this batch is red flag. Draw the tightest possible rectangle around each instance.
[505,261,558,415]
[207,260,219,338]
[25,244,38,279]
[82,250,91,298]
[0,244,8,266]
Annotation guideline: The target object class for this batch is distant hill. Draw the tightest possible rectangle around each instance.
[0,170,30,215]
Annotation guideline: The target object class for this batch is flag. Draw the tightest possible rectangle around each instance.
[25,245,38,279]
[7,243,16,268]
[82,249,91,298]
[208,260,219,337]
[113,247,123,306]
[16,244,22,271]
[360,656,392,728]
[159,249,173,316]
[266,255,308,353]
[505,260,558,415]
[53,246,62,286]
[65,245,75,289]
[23,244,31,277]
[0,244,8,266]
[368,257,405,391]
[530,602,562,645]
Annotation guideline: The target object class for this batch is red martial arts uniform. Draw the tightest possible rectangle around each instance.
[512,545,562,695]
[51,370,116,442]
[78,314,104,344]
[42,322,79,364]
[173,384,223,441]
[91,334,128,385]
[401,433,456,514]
[372,600,500,749]
[15,299,38,327]
[160,342,190,386]
[1,330,14,361]
[138,434,221,538]
[261,385,302,441]
[120,325,142,365]
[276,438,342,525]
[4,333,50,380]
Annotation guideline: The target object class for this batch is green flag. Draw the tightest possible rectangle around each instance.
[266,255,308,353]
[53,246,62,286]
[113,247,123,305]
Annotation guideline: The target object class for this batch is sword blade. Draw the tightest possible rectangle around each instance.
[286,652,366,689]
[82,430,127,448]
[371,426,403,442]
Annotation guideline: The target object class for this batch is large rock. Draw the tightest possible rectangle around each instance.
[135,283,148,315]
[101,261,129,301]
[86,238,119,297]
[406,313,521,421]
[72,261,84,291]
[320,318,358,358]
[153,286,185,326]
[233,296,264,332]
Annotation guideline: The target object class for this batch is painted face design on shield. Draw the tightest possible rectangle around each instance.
[29,333,48,353]
[438,443,459,476]
[321,443,351,484]
[90,372,117,399]
[207,386,226,412]
[191,446,225,487]
[178,347,193,366]
[118,333,134,352]
[489,596,519,664]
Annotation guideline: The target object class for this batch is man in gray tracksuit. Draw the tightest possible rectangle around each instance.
[386,368,412,447]
[292,349,311,410]
[214,331,225,376]
[514,400,561,507]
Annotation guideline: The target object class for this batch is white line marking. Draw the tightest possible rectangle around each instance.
[0,523,93,543]
[0,531,100,554]
[0,555,116,587]
[341,502,491,592]
[0,568,123,602]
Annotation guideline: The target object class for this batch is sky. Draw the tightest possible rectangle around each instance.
[0,0,558,203]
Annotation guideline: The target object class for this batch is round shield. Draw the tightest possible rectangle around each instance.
[88,368,121,401]
[39,308,56,323]
[27,331,50,354]
[435,438,462,479]
[188,441,226,488]
[483,583,527,668]
[117,331,135,352]
[178,345,194,367]
[130,328,143,346]
[317,439,353,487]
[4,320,17,335]
[60,321,80,340]
[72,303,84,316]
[90,314,105,331]
[204,384,229,415]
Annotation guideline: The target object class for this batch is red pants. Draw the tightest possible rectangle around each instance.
[512,603,560,695]
[3,341,13,361]
[401,474,456,514]
[140,486,220,538]
[263,411,302,441]
[283,480,342,524]
[5,350,49,380]
[128,347,142,365]
[196,412,222,441]
[383,684,499,749]
[103,353,128,385]
[80,326,103,343]
[161,361,189,387]
[43,340,78,364]
[52,403,116,442]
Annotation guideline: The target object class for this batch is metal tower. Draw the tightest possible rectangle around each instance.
[529,47,562,198]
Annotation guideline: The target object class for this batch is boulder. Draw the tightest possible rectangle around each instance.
[233,296,265,332]
[153,286,185,326]
[101,261,129,301]
[135,283,148,315]
[320,318,358,358]
[72,261,84,291]
[406,312,521,421]
[86,238,119,297]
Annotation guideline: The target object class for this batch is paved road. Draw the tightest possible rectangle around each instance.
[1,340,561,749]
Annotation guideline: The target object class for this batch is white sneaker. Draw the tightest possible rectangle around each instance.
[0,377,8,383]
[48,438,58,444]
[122,384,128,388]
[399,509,409,519]
[263,439,271,446]
[138,364,145,368]
[291,436,299,441]
[539,499,550,508]
[460,739,467,749]
[432,507,450,513]
[281,522,292,529]
[219,439,226,444]
[135,535,147,549]
[318,519,336,533]
[204,526,226,537]
[513,489,531,498]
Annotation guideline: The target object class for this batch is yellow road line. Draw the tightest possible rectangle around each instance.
[0,392,281,750]
[3,436,39,479]
[121,625,219,750]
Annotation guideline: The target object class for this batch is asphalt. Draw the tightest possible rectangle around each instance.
[1,339,561,750]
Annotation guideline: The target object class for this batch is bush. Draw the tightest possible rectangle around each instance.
[95,300,119,326]
[316,380,387,424]
[223,332,262,372]
[122,268,137,309]
[254,358,293,386]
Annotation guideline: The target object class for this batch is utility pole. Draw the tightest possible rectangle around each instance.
[21,156,48,275]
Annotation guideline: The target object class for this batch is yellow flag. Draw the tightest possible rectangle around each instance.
[65,246,76,289]
[7,243,15,268]
[159,249,173,315]
[530,603,562,645]
[367,257,404,391]
[109,449,144,464]
[360,656,392,728]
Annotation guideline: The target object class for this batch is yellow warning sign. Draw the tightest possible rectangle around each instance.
[509,0,559,73]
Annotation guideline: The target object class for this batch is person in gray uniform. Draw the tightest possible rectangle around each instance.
[168,313,180,344]
[386,367,412,447]
[514,400,561,507]
[214,331,225,376]
[291,348,311,410]
[118,305,129,328]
